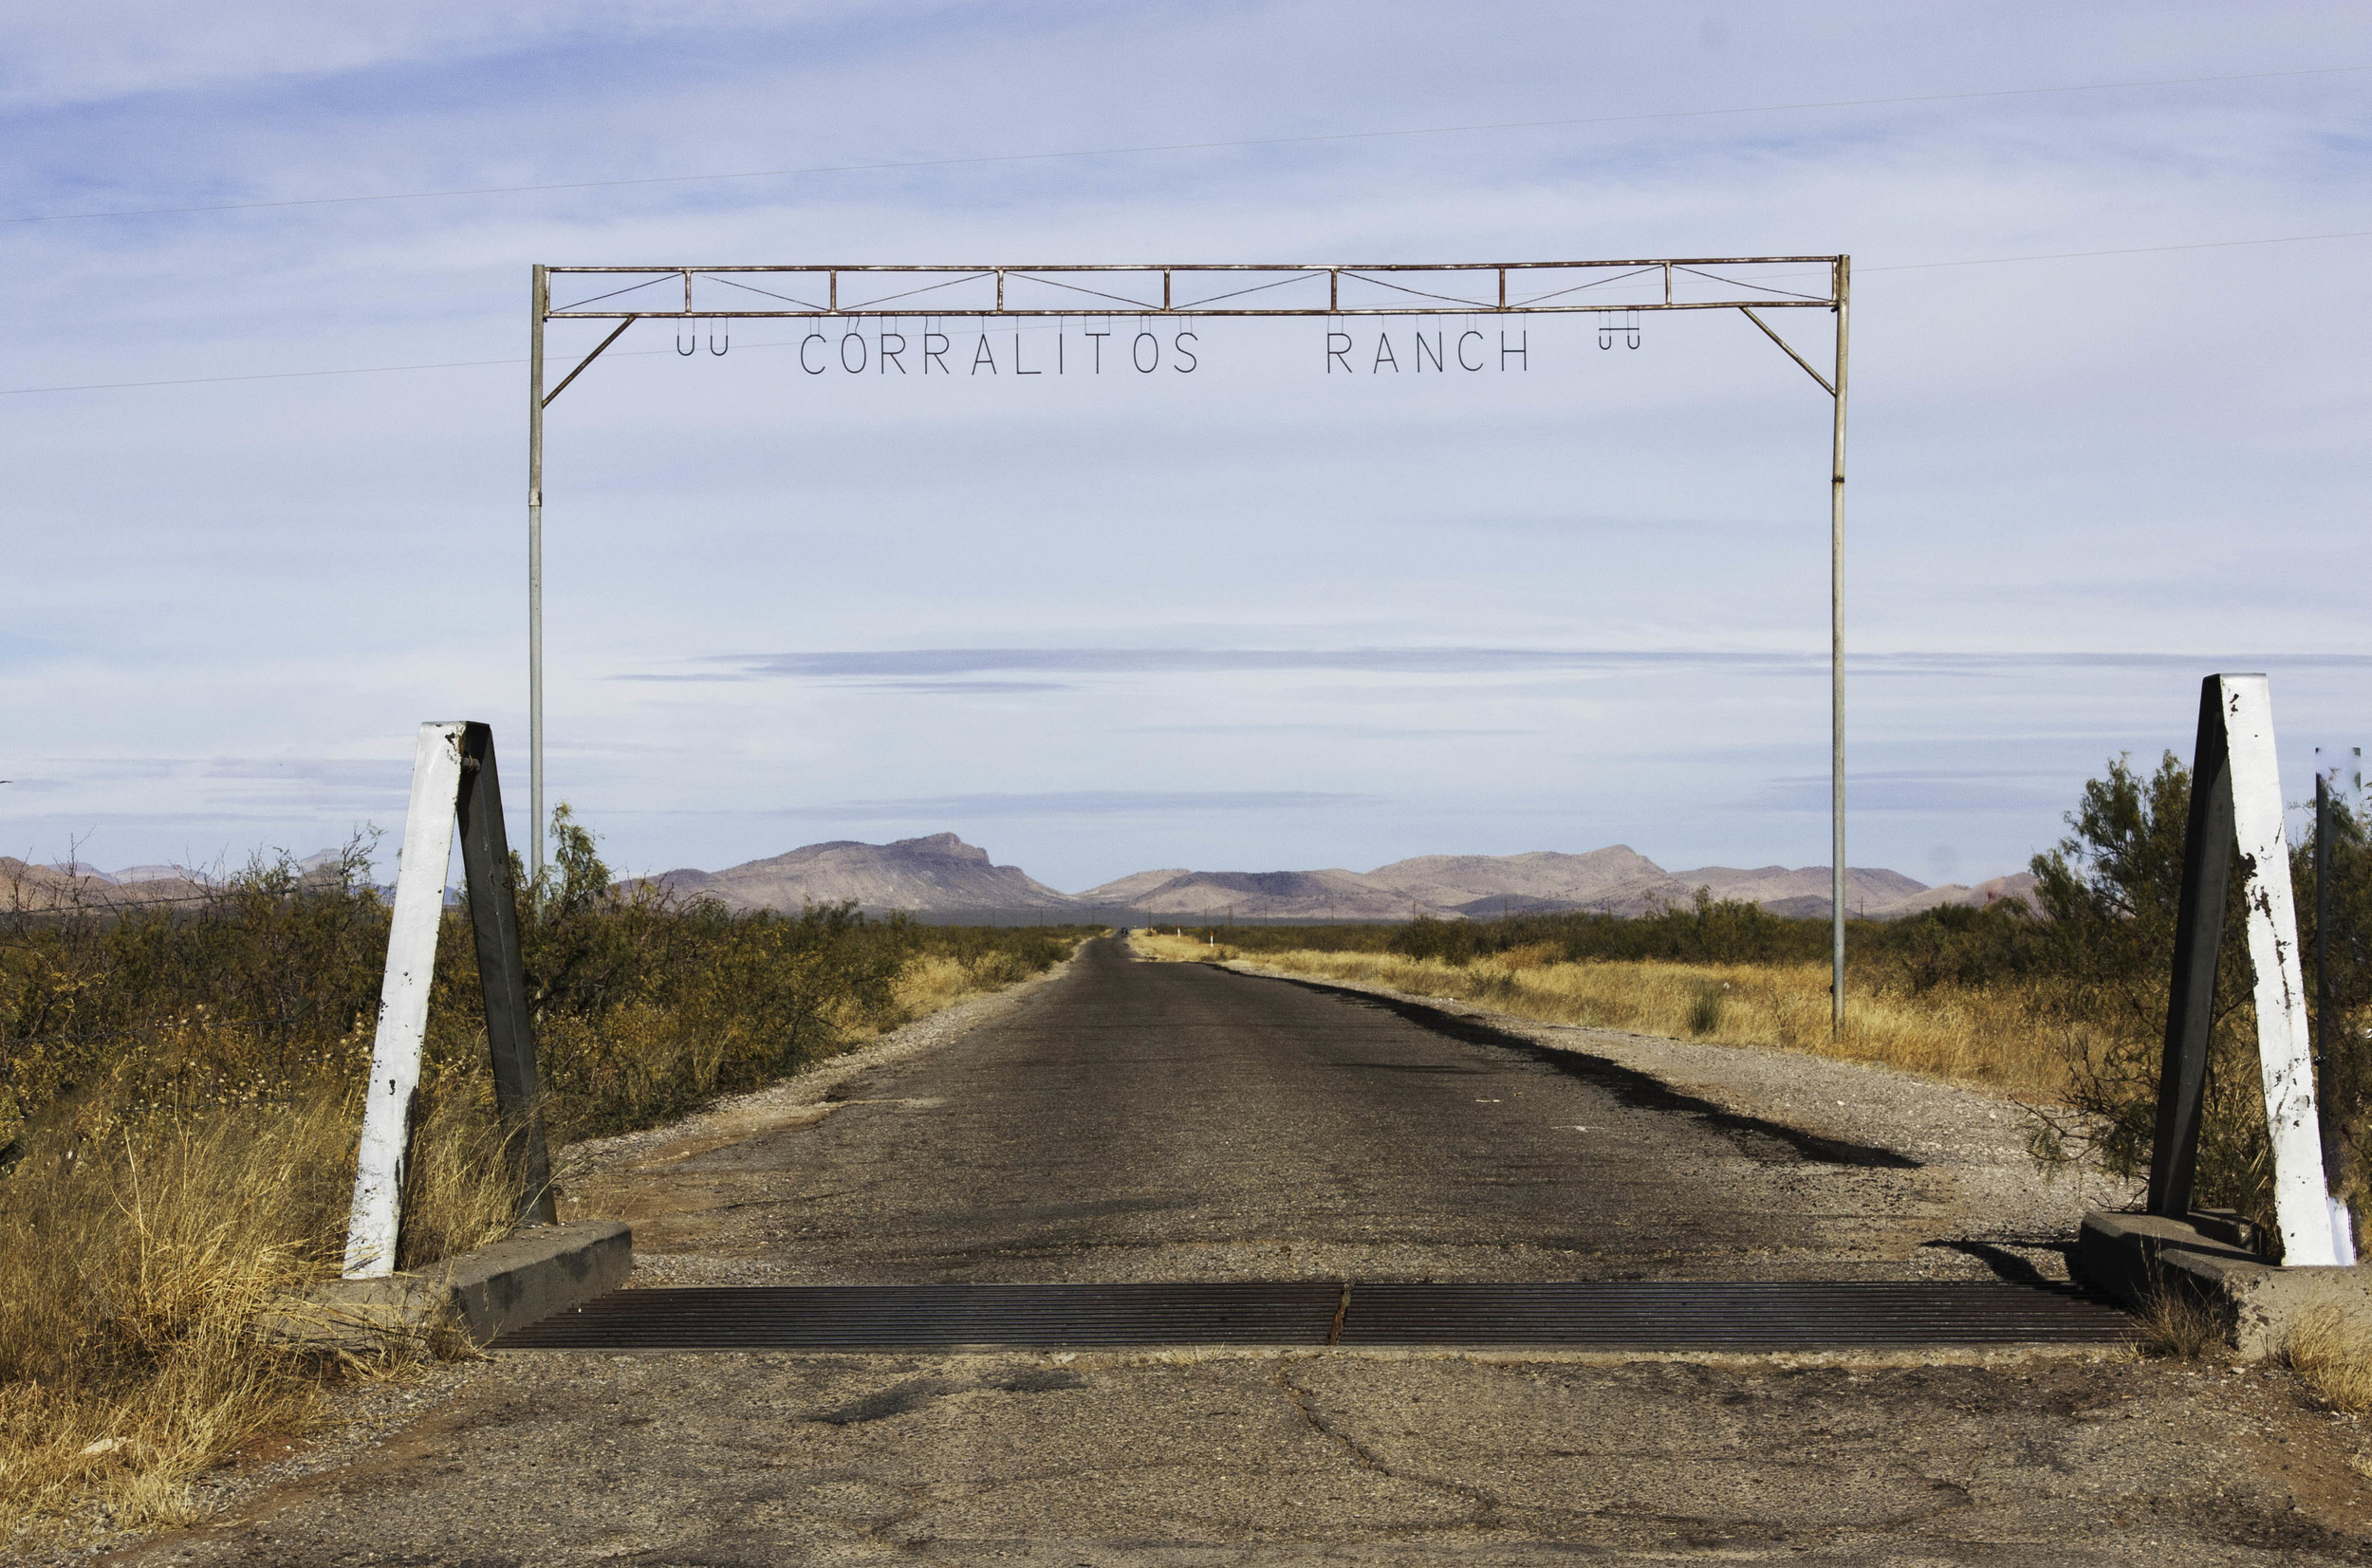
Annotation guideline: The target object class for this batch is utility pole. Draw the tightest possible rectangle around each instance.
[527,265,547,882]
[2317,749,2338,1175]
[1827,256,1852,1040]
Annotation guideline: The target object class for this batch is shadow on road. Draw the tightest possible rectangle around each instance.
[1263,973,1921,1171]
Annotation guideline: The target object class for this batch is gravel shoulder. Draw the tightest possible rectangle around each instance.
[1215,955,2140,1284]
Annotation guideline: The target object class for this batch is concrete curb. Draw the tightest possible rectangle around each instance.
[264,1220,632,1350]
[2077,1209,2372,1359]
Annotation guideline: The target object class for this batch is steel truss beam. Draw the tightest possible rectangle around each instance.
[539,257,1839,322]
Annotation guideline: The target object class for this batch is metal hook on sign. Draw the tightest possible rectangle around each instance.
[1597,312,1614,351]
[710,321,730,356]
[676,327,696,357]
[1624,308,1640,350]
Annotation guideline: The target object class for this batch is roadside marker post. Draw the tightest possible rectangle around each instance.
[343,721,556,1281]
[2147,674,2350,1266]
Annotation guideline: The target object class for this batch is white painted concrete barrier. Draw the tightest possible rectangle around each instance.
[342,722,467,1279]
[2220,676,2345,1267]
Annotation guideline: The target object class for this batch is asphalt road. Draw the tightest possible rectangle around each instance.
[118,937,2372,1565]
[615,933,1941,1285]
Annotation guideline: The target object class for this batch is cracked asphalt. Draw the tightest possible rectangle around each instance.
[120,936,2372,1563]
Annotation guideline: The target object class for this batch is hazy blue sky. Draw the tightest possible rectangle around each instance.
[5,2,2368,892]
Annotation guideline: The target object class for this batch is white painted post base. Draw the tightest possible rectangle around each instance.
[342,722,468,1279]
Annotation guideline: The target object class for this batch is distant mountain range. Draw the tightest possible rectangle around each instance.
[6,836,2034,924]
[641,835,2036,922]
[3,848,363,913]
[2,858,217,911]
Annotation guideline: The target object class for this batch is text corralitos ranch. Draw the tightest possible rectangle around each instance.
[797,329,1199,374]
[777,326,1575,374]
[1326,330,1535,373]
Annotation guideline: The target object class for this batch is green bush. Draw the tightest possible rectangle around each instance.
[1,807,1083,1154]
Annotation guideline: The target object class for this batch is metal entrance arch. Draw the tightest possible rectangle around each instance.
[527,256,1852,1030]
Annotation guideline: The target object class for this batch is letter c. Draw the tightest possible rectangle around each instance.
[801,334,826,374]
[1458,330,1484,372]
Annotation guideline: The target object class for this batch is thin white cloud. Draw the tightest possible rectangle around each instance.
[6,1,2370,891]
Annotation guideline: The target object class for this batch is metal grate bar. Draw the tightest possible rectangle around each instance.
[493,1281,2129,1352]
[1342,1282,2130,1346]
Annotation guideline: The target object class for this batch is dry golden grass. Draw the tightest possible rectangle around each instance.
[874,949,1044,1024]
[0,1091,519,1551]
[1166,941,2101,1103]
[1130,930,1235,965]
[0,939,1073,1552]
[2284,1308,2372,1411]
[2130,1286,2232,1361]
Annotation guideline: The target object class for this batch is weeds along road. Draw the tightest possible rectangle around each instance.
[129,936,2372,1564]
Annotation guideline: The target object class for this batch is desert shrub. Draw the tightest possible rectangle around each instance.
[2,807,1083,1154]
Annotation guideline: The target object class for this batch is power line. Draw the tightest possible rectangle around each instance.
[0,354,525,396]
[9,64,2367,226]
[1861,230,2372,271]
[5,227,2368,398]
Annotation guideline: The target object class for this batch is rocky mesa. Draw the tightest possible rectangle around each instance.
[636,834,2035,922]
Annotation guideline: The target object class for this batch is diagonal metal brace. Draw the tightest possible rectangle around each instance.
[1741,306,1835,397]
[543,318,635,407]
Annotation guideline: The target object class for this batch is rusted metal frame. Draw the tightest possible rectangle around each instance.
[1506,266,1662,309]
[996,270,1159,312]
[1827,259,1850,1037]
[546,254,1845,273]
[834,271,994,313]
[1676,263,1833,304]
[546,299,1834,321]
[700,272,829,310]
[1739,307,1834,396]
[1331,269,1495,310]
[527,268,546,881]
[1174,270,1325,309]
[541,318,634,407]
